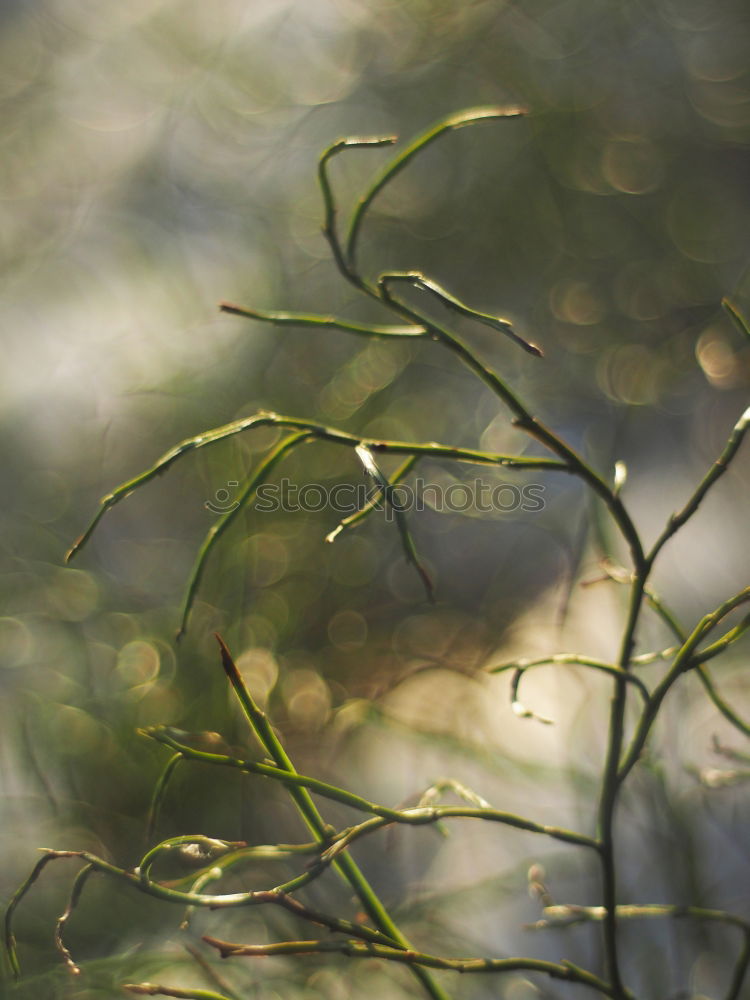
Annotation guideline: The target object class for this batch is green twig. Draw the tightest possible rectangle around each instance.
[177,431,311,638]
[345,106,527,271]
[389,271,543,357]
[4,851,64,977]
[67,409,565,566]
[722,297,750,342]
[203,934,625,998]
[123,984,236,999]
[53,862,93,975]
[489,654,650,702]
[215,636,452,1000]
[326,454,419,543]
[145,752,183,842]
[219,301,424,338]
[318,134,396,285]
[139,723,597,852]
[619,587,750,782]
[376,270,646,574]
[697,665,750,739]
[647,402,750,565]
[355,444,433,601]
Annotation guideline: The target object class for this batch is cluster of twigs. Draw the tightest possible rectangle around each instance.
[5,107,750,1000]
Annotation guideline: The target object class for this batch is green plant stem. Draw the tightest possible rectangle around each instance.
[376,272,646,573]
[344,106,526,271]
[489,654,650,702]
[138,836,246,882]
[220,301,424,338]
[326,453,419,542]
[123,985,235,1000]
[203,934,625,998]
[647,403,750,565]
[619,586,750,783]
[145,752,183,842]
[533,904,750,1000]
[318,134,396,286]
[67,410,565,563]
[54,862,93,974]
[4,851,62,977]
[215,636,452,1000]
[140,724,596,851]
[178,431,311,637]
[696,664,750,738]
[596,574,646,999]
[9,849,400,945]
[183,941,244,1000]
[354,444,433,600]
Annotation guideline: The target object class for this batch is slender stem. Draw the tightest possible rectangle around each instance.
[178,431,312,638]
[219,301,424,339]
[54,862,93,975]
[619,587,750,783]
[489,654,650,702]
[326,454,419,542]
[354,444,433,601]
[67,409,565,563]
[145,752,183,842]
[183,941,244,1000]
[215,636,452,1000]
[123,985,235,1000]
[140,728,597,849]
[4,851,63,977]
[318,134,396,288]
[696,664,750,738]
[203,935,624,998]
[647,403,750,565]
[377,272,645,573]
[10,849,400,945]
[345,106,526,271]
[532,903,750,1000]
[595,571,647,998]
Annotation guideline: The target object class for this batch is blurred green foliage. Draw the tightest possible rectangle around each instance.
[1,1,749,998]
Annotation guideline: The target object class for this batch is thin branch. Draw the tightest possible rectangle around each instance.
[123,983,238,999]
[215,637,452,1000]
[355,444,433,601]
[393,271,543,357]
[145,752,183,842]
[345,106,527,271]
[619,587,750,782]
[183,941,244,1000]
[647,402,750,565]
[8,848,400,948]
[530,902,750,932]
[178,431,311,638]
[326,454,419,543]
[489,654,650,702]
[696,664,750,739]
[319,808,597,868]
[4,850,68,977]
[53,862,93,975]
[139,725,596,851]
[138,836,247,884]
[203,934,625,998]
[317,134,396,285]
[67,409,565,564]
[531,903,750,1000]
[219,301,425,339]
[377,270,646,574]
[722,297,750,343]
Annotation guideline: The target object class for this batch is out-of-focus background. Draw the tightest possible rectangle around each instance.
[1,1,749,998]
